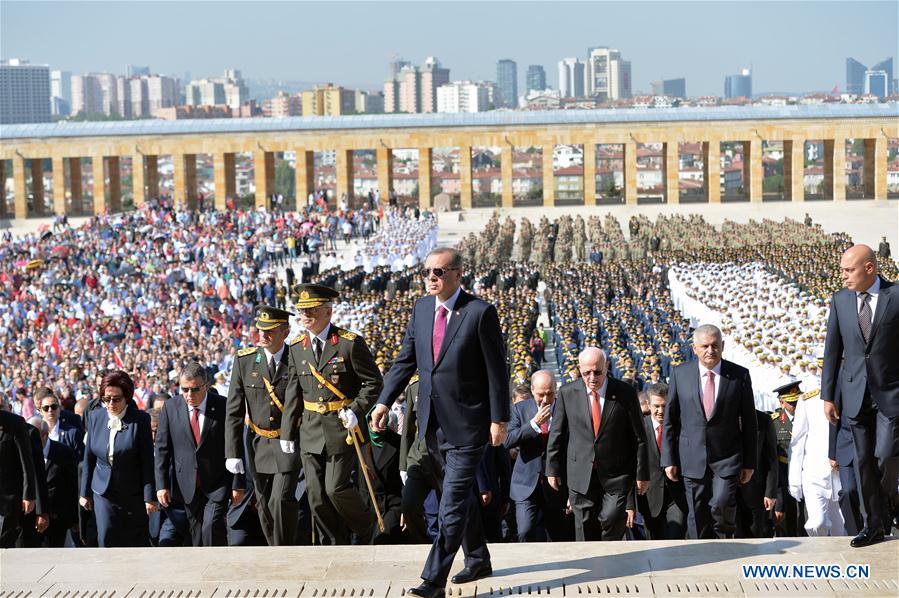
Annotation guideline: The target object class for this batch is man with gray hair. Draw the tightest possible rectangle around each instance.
[661,323,757,539]
[547,347,649,541]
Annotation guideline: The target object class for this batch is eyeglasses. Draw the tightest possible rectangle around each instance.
[420,267,459,279]
[580,369,605,377]
[101,396,124,405]
[181,386,204,394]
[41,404,60,412]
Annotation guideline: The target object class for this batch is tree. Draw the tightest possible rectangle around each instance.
[275,161,295,199]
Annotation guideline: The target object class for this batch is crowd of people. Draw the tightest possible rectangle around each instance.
[0,206,896,559]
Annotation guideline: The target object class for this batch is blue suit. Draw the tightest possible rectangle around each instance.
[81,406,155,547]
[378,289,509,587]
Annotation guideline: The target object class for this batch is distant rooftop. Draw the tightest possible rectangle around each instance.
[2,104,896,141]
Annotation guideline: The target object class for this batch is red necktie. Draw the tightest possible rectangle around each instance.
[540,418,549,449]
[190,407,201,445]
[656,423,662,450]
[432,305,448,364]
[591,391,601,437]
[703,371,716,420]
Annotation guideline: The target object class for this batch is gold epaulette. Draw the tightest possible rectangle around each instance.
[290,334,306,346]
[801,389,820,401]
[238,347,257,357]
[771,411,780,420]
[410,374,420,384]
[339,330,357,341]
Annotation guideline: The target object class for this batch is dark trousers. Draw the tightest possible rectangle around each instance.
[684,469,738,539]
[302,450,372,545]
[837,460,864,537]
[254,469,300,546]
[569,474,629,541]
[0,513,21,548]
[642,488,687,540]
[515,481,569,542]
[41,520,71,547]
[848,393,899,532]
[420,428,488,588]
[93,491,149,547]
[186,492,229,546]
[402,456,440,544]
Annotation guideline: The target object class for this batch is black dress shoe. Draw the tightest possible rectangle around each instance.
[850,527,885,548]
[450,562,493,584]
[408,582,445,598]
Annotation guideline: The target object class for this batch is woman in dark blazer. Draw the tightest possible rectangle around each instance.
[79,370,157,547]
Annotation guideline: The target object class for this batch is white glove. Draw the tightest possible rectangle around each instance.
[280,440,295,454]
[789,485,803,501]
[225,458,245,475]
[400,470,408,485]
[338,407,358,430]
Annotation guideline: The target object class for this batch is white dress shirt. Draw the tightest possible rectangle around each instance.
[263,344,286,371]
[49,421,61,442]
[188,396,207,434]
[587,378,609,421]
[435,286,462,325]
[857,276,881,321]
[698,361,723,404]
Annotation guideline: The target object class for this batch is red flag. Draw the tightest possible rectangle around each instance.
[50,328,61,357]
[113,348,124,369]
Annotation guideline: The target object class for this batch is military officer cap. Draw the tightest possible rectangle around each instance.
[773,379,802,403]
[294,283,340,309]
[255,305,292,330]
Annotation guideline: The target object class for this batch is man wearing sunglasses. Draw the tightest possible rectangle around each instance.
[371,247,509,598]
[35,388,84,461]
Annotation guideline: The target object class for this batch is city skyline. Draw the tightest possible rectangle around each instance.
[1,1,897,97]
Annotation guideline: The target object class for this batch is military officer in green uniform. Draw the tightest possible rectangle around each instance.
[225,305,301,546]
[771,379,803,537]
[398,373,441,543]
[279,283,383,545]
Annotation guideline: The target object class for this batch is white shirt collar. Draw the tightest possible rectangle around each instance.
[264,343,287,364]
[436,287,462,313]
[698,361,722,378]
[586,378,608,400]
[189,396,207,414]
[305,323,331,346]
[858,276,881,297]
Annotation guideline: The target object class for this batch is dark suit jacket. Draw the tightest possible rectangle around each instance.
[545,377,649,496]
[377,289,510,447]
[44,440,79,527]
[822,276,899,418]
[504,398,549,502]
[155,391,233,505]
[740,410,778,505]
[661,359,757,480]
[639,415,686,518]
[54,419,85,461]
[26,426,49,517]
[0,411,36,515]
[81,406,155,503]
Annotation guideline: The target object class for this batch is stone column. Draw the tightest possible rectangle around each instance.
[69,158,83,214]
[213,152,230,210]
[12,154,27,219]
[664,142,679,204]
[295,150,314,210]
[132,154,145,209]
[825,138,846,201]
[501,146,513,208]
[459,146,472,209]
[783,140,804,202]
[145,155,159,200]
[704,141,721,203]
[30,159,45,216]
[172,154,186,209]
[744,140,763,202]
[254,150,274,209]
[624,140,637,205]
[51,157,66,216]
[184,154,197,210]
[91,154,106,215]
[418,147,432,209]
[107,156,122,213]
[334,149,353,208]
[542,146,555,207]
[583,143,597,206]
[864,137,888,200]
[377,147,393,203]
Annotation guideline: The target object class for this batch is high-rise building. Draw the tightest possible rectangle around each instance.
[383,78,399,113]
[436,81,490,113]
[388,57,411,79]
[496,59,518,108]
[301,84,355,116]
[724,68,752,98]
[558,58,585,98]
[50,69,72,116]
[185,70,247,109]
[865,70,889,98]
[71,74,103,116]
[586,47,631,101]
[526,65,547,92]
[127,65,150,77]
[129,78,149,117]
[354,90,384,114]
[650,78,686,98]
[870,58,893,95]
[846,58,867,95]
[398,66,421,113]
[145,75,178,115]
[0,58,51,124]
[420,57,450,113]
[263,91,302,117]
[115,76,132,118]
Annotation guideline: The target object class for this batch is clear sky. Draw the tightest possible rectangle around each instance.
[2,0,896,96]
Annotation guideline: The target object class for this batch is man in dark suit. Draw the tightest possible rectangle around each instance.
[546,347,649,542]
[156,363,240,546]
[661,324,757,540]
[371,247,509,598]
[637,382,687,540]
[737,410,778,538]
[822,244,899,547]
[0,408,37,548]
[37,419,79,547]
[19,418,50,547]
[226,305,302,546]
[504,370,569,542]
